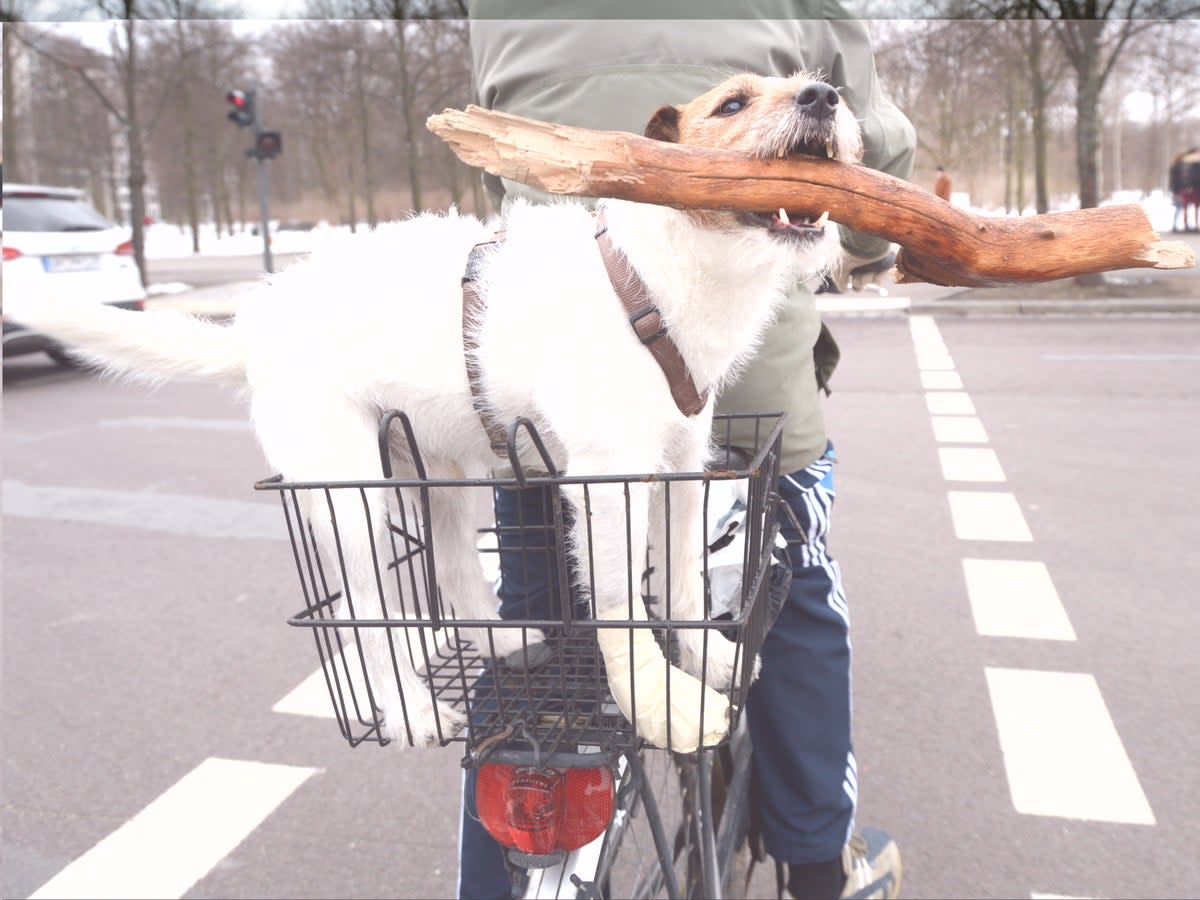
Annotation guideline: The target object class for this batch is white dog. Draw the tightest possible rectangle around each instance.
[7,72,862,752]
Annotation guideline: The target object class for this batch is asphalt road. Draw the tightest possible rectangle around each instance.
[3,311,1198,899]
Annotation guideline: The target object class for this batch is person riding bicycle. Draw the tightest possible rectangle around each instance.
[459,3,915,898]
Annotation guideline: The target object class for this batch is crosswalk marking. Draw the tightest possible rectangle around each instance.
[946,491,1033,542]
[3,480,284,541]
[274,632,457,721]
[29,758,320,899]
[938,447,1006,482]
[274,659,349,719]
[985,668,1155,825]
[962,559,1076,640]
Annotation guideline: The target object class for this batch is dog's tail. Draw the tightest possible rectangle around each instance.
[7,298,247,383]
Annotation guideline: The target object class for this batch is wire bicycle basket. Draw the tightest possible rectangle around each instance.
[255,411,788,760]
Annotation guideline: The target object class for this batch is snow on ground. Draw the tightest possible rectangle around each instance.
[144,221,337,260]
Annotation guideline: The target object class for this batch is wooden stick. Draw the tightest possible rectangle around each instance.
[427,105,1194,287]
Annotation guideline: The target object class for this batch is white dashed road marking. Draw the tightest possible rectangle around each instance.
[938,447,1007,482]
[920,370,963,390]
[985,668,1155,825]
[924,391,976,415]
[930,415,990,444]
[962,559,1076,641]
[946,491,1033,542]
[909,315,1154,897]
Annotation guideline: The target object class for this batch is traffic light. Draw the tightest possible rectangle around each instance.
[226,89,255,128]
[253,130,283,160]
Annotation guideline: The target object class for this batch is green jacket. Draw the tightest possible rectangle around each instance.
[468,0,916,471]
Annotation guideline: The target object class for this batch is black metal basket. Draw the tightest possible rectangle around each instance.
[256,412,787,760]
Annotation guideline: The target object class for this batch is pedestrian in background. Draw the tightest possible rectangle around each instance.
[934,165,952,202]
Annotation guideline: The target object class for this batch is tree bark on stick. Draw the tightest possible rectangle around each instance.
[427,105,1194,288]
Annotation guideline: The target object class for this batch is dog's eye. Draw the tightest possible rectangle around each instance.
[716,96,747,116]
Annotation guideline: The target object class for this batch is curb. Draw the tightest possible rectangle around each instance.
[907,297,1200,316]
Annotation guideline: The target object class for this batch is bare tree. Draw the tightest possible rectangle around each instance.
[1018,0,1200,209]
[1,1,34,182]
[1119,20,1200,191]
[14,3,153,283]
[873,19,1015,202]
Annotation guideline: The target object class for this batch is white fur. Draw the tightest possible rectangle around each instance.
[8,75,855,749]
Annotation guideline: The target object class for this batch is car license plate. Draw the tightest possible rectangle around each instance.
[44,254,102,273]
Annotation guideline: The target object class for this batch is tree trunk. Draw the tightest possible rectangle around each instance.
[3,20,20,183]
[175,20,201,253]
[393,17,423,212]
[1029,20,1050,214]
[444,143,463,207]
[1072,21,1105,210]
[122,13,149,287]
[236,165,247,233]
[108,139,123,225]
[311,137,339,216]
[1015,104,1027,215]
[471,167,485,218]
[1004,77,1015,214]
[210,170,225,238]
[346,153,358,233]
[354,44,377,229]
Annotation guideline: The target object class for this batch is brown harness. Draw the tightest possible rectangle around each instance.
[461,212,709,458]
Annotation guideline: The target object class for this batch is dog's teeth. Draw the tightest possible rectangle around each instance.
[815,210,830,228]
[825,140,834,159]
[778,208,790,225]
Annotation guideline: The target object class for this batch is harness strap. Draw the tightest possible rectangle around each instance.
[461,214,709,459]
[594,211,709,417]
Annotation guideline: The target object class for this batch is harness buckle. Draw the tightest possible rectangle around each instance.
[628,305,667,346]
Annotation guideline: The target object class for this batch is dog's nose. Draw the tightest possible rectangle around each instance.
[794,83,840,118]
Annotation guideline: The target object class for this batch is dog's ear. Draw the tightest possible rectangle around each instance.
[643,105,680,143]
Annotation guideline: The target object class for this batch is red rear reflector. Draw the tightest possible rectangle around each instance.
[507,768,564,855]
[476,763,615,854]
[3,247,21,261]
[115,240,134,256]
[558,766,616,850]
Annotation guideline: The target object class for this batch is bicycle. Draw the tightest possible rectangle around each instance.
[257,410,792,899]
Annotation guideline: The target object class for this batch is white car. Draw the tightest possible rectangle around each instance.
[3,183,147,365]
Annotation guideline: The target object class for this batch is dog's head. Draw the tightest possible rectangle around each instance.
[643,71,863,268]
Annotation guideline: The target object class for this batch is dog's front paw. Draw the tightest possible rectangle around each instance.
[621,664,731,753]
[381,699,466,747]
[678,630,748,691]
[467,627,551,670]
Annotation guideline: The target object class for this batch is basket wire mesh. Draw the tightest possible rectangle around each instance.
[256,412,787,758]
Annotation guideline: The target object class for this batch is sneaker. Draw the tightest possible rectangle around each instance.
[839,828,902,899]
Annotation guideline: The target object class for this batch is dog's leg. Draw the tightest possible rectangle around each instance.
[422,469,546,665]
[655,431,747,692]
[254,393,465,747]
[561,458,729,752]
